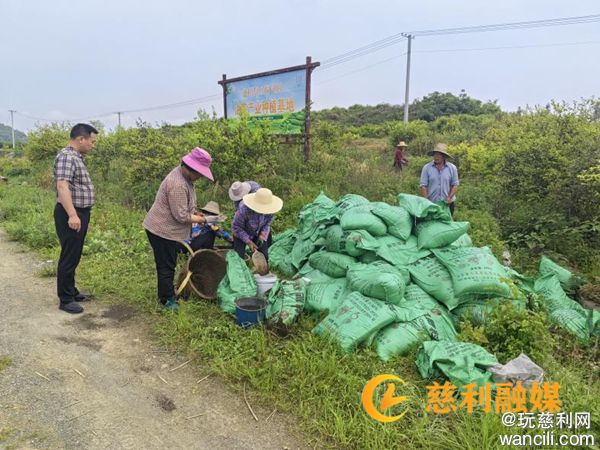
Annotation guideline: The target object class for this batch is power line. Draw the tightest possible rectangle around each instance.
[113,94,221,114]
[415,39,600,54]
[412,14,600,37]
[317,53,407,85]
[14,111,74,122]
[314,39,600,86]
[321,14,600,69]
[13,94,222,124]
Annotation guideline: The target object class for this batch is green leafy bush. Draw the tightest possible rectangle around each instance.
[458,302,554,364]
[0,157,31,176]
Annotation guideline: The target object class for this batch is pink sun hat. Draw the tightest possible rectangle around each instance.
[182,147,214,181]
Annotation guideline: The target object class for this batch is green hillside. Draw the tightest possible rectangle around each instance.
[0,123,27,145]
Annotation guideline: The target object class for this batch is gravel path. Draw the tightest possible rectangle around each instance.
[0,229,307,450]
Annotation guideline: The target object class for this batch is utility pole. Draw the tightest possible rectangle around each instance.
[402,34,413,124]
[8,110,16,149]
[116,112,122,129]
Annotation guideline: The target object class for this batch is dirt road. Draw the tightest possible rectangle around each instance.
[0,230,307,449]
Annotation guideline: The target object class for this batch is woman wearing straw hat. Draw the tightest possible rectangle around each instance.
[231,188,283,261]
[184,200,233,252]
[393,141,409,171]
[419,143,460,216]
[143,147,214,311]
[228,180,261,210]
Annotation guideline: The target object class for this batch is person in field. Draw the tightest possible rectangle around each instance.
[143,148,214,311]
[53,123,98,314]
[419,143,459,216]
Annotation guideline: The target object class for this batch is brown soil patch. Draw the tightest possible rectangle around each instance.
[71,314,104,330]
[55,336,103,352]
[101,304,136,321]
[155,393,176,412]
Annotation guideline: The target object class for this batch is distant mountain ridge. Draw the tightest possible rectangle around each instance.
[0,123,27,145]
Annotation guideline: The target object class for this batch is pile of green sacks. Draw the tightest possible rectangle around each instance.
[218,192,599,386]
[268,192,514,360]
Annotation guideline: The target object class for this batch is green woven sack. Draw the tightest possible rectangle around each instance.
[416,341,498,388]
[347,262,406,305]
[325,225,380,257]
[415,220,470,249]
[449,233,473,248]
[539,256,584,291]
[305,278,350,314]
[217,251,257,314]
[297,192,337,240]
[403,283,445,310]
[270,229,298,277]
[375,307,457,360]
[291,236,323,269]
[432,247,512,298]
[266,279,307,326]
[340,204,388,236]
[334,194,370,217]
[313,291,400,352]
[372,259,411,284]
[371,202,413,240]
[359,251,382,264]
[548,308,592,342]
[297,262,335,284]
[376,235,431,268]
[308,251,357,278]
[534,274,599,342]
[398,193,452,222]
[408,256,458,309]
[534,275,579,312]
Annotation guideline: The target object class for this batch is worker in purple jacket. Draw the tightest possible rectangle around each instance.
[228,180,261,210]
[231,188,283,261]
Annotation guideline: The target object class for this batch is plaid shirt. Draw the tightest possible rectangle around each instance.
[53,147,95,208]
[232,203,272,243]
[143,166,197,241]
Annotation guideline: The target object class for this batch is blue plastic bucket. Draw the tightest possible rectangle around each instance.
[234,297,267,328]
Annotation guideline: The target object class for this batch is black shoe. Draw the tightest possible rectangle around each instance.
[75,292,93,302]
[59,302,84,314]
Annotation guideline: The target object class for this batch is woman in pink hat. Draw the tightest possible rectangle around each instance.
[143,147,214,311]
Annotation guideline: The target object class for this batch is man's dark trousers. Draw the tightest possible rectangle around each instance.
[54,203,90,304]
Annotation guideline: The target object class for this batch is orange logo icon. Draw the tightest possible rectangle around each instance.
[362,374,410,423]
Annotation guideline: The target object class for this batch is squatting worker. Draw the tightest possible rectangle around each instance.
[143,147,214,311]
[228,180,261,211]
[419,143,459,216]
[183,201,233,252]
[232,188,283,262]
[53,123,98,314]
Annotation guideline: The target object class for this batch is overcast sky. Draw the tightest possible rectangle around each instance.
[2,0,599,131]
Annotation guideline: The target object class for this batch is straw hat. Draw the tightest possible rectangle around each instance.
[396,141,408,147]
[428,143,452,158]
[200,201,220,215]
[243,188,283,214]
[228,181,252,201]
[182,147,214,181]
